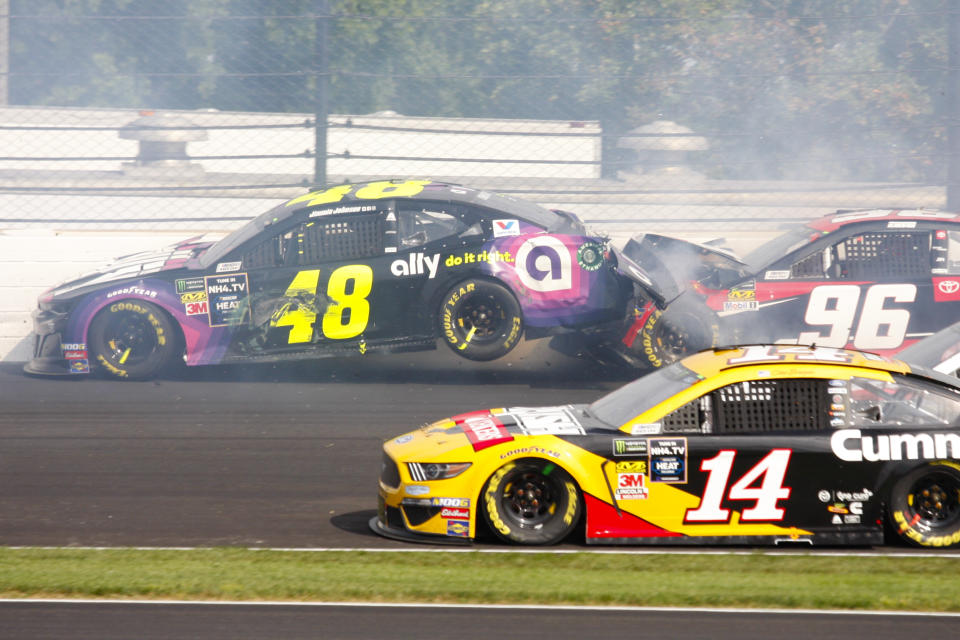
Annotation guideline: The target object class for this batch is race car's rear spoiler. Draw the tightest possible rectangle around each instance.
[615,233,748,308]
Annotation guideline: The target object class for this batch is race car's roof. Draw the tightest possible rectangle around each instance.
[202,179,568,268]
[681,344,912,379]
[806,209,960,233]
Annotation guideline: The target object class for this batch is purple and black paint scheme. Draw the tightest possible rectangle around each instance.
[25,180,662,379]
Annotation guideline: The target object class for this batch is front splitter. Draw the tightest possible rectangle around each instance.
[368,516,472,546]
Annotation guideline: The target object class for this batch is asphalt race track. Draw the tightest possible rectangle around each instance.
[0,341,625,548]
[2,343,955,639]
[1,601,955,640]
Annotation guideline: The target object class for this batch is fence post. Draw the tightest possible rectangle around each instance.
[314,0,329,187]
[949,7,960,210]
[0,0,8,105]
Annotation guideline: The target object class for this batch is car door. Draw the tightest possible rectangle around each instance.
[754,225,934,354]
[388,200,487,329]
[228,204,417,356]
[647,375,856,540]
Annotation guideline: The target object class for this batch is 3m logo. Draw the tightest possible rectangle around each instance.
[185,301,209,316]
[615,473,648,500]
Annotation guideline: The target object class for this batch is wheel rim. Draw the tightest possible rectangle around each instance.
[655,312,706,363]
[906,471,960,530]
[100,312,160,366]
[500,468,561,528]
[457,295,504,343]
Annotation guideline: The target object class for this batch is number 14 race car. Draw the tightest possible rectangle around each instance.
[616,208,960,369]
[25,180,660,379]
[373,345,960,548]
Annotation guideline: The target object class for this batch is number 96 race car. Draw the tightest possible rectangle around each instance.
[374,344,960,548]
[614,208,960,369]
[25,179,663,379]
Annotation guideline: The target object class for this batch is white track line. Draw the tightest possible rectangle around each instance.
[0,599,958,616]
[5,545,960,558]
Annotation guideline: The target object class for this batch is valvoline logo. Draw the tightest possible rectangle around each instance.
[458,411,514,451]
[492,219,520,237]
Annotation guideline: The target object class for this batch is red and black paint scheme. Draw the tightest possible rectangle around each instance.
[615,209,960,369]
[25,180,660,379]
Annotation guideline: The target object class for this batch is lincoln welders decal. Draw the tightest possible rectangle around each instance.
[648,437,687,483]
[205,273,250,327]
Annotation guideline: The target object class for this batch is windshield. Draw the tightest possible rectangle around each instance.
[741,224,818,273]
[589,362,702,426]
[900,322,960,373]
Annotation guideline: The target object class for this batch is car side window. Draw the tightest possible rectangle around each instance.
[242,213,385,268]
[397,203,469,248]
[846,376,960,427]
[661,378,829,434]
[242,227,297,269]
[789,231,932,280]
[941,229,960,275]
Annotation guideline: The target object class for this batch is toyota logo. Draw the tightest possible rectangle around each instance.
[939,280,960,294]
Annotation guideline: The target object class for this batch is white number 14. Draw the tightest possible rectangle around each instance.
[685,449,792,523]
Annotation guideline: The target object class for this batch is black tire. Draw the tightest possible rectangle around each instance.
[88,299,180,380]
[888,464,960,548]
[439,279,523,361]
[481,458,581,545]
[637,299,718,369]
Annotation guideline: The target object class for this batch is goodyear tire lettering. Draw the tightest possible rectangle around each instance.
[636,300,719,369]
[438,279,523,362]
[889,464,960,548]
[88,299,179,381]
[480,458,581,545]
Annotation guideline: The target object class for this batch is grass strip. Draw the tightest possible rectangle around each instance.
[1,547,959,611]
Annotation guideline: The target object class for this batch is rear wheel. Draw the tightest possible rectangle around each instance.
[88,299,179,380]
[481,459,581,545]
[888,464,960,548]
[439,279,523,361]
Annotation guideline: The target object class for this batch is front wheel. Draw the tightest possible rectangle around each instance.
[888,464,960,547]
[481,459,581,545]
[439,279,523,361]
[87,299,180,380]
[637,299,718,369]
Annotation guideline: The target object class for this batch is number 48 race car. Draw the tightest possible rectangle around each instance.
[25,179,662,379]
[374,344,960,548]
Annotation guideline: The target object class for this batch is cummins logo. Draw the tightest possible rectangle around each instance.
[831,428,960,462]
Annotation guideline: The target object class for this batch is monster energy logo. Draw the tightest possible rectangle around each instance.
[613,439,647,456]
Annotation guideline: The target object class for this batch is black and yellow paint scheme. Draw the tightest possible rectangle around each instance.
[26,179,662,379]
[373,344,960,547]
